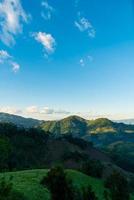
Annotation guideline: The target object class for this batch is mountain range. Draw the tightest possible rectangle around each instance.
[1,112,134,138]
[0,112,134,173]
[40,115,134,136]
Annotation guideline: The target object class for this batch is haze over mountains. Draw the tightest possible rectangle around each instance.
[116,119,134,125]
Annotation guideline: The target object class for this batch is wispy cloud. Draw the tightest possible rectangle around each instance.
[26,106,70,115]
[26,106,39,114]
[79,55,93,67]
[1,105,133,121]
[0,0,30,46]
[79,59,85,67]
[0,106,22,115]
[41,1,54,20]
[0,105,71,120]
[33,32,56,55]
[0,50,11,63]
[75,13,96,38]
[10,61,20,72]
[0,50,20,72]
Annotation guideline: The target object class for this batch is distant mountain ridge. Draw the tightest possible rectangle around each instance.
[1,113,134,135]
[116,119,134,124]
[0,112,41,128]
[40,115,134,137]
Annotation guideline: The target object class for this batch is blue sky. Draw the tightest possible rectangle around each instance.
[0,0,134,120]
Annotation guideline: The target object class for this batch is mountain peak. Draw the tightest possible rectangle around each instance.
[61,115,86,122]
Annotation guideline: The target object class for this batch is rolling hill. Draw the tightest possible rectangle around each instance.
[0,169,104,200]
[1,169,134,200]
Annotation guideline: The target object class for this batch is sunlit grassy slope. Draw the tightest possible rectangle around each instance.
[0,169,134,200]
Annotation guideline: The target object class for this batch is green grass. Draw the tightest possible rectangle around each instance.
[67,170,105,199]
[0,169,50,200]
[0,169,133,200]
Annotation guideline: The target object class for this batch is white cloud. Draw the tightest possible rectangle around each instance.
[0,105,71,120]
[41,1,54,20]
[0,0,30,46]
[33,32,56,54]
[26,106,39,114]
[0,106,22,114]
[0,50,11,63]
[10,61,20,72]
[40,107,70,115]
[0,49,20,72]
[75,15,96,38]
[40,107,54,114]
[75,18,92,31]
[26,106,70,116]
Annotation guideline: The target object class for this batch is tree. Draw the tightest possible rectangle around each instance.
[103,190,110,200]
[104,170,130,200]
[82,185,98,200]
[0,137,12,171]
[82,159,103,178]
[41,166,75,200]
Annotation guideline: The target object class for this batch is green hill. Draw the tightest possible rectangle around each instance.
[40,115,87,137]
[1,169,103,200]
[1,169,134,200]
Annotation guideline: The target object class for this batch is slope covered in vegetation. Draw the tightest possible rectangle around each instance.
[0,169,134,200]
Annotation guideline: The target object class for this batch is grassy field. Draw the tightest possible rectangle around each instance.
[0,169,133,200]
